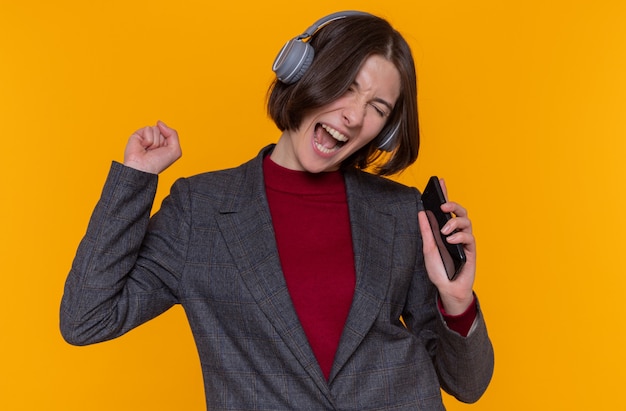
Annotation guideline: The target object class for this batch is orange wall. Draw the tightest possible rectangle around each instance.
[1,1,625,409]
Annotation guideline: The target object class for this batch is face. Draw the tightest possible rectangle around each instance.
[270,54,401,173]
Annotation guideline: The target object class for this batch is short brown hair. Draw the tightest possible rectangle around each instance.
[267,13,419,176]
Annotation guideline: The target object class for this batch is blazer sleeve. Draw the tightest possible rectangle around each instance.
[402,188,494,403]
[403,284,494,403]
[60,161,190,346]
[434,295,494,402]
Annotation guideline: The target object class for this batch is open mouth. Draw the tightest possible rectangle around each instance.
[313,123,348,154]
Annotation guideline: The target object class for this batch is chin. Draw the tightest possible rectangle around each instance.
[301,160,336,174]
[300,157,340,174]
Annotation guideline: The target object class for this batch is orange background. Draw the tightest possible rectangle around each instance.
[1,1,625,409]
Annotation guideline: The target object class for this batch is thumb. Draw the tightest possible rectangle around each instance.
[156,120,175,137]
[418,210,437,253]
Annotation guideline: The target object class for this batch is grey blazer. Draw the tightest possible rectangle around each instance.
[61,145,493,410]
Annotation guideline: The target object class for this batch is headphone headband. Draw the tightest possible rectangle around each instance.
[299,10,369,40]
[272,11,370,84]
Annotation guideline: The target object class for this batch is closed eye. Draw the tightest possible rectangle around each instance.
[371,97,393,117]
[369,103,386,117]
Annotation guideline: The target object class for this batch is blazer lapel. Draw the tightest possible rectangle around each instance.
[329,170,395,383]
[214,149,333,400]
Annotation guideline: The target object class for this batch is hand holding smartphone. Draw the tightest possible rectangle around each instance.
[421,176,466,281]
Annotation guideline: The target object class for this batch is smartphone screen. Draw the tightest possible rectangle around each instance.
[421,176,466,280]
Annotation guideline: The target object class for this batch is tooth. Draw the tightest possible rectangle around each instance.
[314,140,337,154]
[322,124,348,142]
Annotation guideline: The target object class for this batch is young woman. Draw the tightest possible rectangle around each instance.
[61,11,494,410]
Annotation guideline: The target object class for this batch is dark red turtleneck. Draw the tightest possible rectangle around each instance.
[263,155,355,380]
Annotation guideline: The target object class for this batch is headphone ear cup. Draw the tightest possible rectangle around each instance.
[272,39,315,84]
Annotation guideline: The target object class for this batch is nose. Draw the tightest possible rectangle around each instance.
[341,95,366,127]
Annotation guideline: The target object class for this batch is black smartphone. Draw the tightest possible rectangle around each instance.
[421,176,466,280]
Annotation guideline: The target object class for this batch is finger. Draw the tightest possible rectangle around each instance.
[157,120,178,141]
[441,216,472,236]
[157,126,166,148]
[149,125,168,150]
[447,234,476,259]
[157,120,182,153]
[136,126,154,149]
[439,201,469,235]
[144,127,156,150]
[445,230,474,247]
[441,201,467,219]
